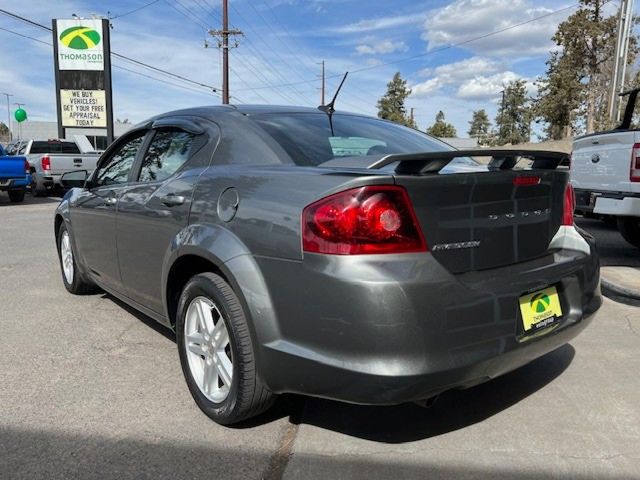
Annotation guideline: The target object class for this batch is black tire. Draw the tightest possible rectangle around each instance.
[617,217,640,248]
[56,222,97,294]
[176,272,275,425]
[8,189,25,203]
[32,180,47,197]
[600,215,617,227]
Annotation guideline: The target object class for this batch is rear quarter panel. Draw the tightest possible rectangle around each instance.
[188,165,394,260]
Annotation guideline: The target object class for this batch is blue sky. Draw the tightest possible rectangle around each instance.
[0,0,625,136]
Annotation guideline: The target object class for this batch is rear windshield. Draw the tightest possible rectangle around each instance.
[30,141,80,154]
[250,113,455,167]
[6,141,27,155]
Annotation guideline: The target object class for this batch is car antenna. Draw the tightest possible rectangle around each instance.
[318,71,348,136]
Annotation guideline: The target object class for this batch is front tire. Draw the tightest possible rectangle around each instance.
[56,223,96,294]
[176,273,274,425]
[617,217,640,248]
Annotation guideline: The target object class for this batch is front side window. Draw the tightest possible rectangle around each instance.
[138,130,194,183]
[93,133,146,187]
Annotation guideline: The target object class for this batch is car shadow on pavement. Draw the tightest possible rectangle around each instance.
[0,193,61,206]
[575,216,640,267]
[101,293,177,343]
[2,422,626,480]
[294,344,575,444]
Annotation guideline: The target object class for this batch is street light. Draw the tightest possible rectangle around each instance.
[1,92,13,141]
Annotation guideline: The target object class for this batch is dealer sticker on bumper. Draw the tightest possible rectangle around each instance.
[519,286,563,333]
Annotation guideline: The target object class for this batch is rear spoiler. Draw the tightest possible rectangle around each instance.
[367,149,570,174]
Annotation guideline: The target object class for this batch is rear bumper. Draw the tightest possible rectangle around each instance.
[575,188,640,216]
[250,231,601,405]
[0,176,30,190]
[594,196,640,216]
[32,174,59,188]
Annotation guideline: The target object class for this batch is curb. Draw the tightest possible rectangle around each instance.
[601,276,640,302]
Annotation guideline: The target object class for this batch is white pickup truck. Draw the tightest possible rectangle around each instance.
[5,136,101,196]
[572,88,640,248]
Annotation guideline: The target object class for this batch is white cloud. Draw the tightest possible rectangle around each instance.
[355,40,408,55]
[328,12,427,34]
[411,56,503,97]
[422,0,568,57]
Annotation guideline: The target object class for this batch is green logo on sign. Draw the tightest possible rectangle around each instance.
[530,293,551,313]
[59,26,101,50]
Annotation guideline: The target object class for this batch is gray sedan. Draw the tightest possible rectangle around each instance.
[55,105,601,424]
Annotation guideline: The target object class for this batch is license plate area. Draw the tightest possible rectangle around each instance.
[518,286,563,340]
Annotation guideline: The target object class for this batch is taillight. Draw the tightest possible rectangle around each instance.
[630,143,640,182]
[302,185,427,255]
[41,155,51,171]
[562,183,576,226]
[24,159,30,174]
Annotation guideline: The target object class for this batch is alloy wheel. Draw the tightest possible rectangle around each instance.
[184,296,233,403]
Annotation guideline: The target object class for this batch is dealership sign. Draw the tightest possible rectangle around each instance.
[53,18,114,142]
[56,20,105,71]
[60,89,107,127]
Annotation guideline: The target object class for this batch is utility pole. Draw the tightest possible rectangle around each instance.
[1,92,12,141]
[500,88,506,142]
[208,0,243,104]
[609,0,635,123]
[320,60,325,106]
[410,107,415,126]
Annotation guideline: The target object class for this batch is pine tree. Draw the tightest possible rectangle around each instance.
[426,111,457,138]
[377,72,415,128]
[468,109,492,145]
[495,80,532,146]
[0,122,10,143]
[535,0,638,137]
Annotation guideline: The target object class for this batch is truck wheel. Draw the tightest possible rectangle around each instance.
[617,217,640,248]
[32,181,47,197]
[176,273,275,425]
[8,189,25,203]
[56,223,97,294]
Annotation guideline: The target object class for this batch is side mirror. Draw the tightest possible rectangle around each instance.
[60,170,89,190]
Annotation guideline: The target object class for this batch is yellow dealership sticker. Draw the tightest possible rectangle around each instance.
[519,286,563,332]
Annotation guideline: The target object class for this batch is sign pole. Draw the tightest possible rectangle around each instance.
[52,19,65,140]
[102,18,114,145]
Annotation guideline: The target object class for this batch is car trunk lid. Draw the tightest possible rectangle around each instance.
[398,169,567,273]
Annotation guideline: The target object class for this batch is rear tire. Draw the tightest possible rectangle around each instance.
[56,223,97,294]
[617,217,640,248]
[176,272,275,425]
[8,189,25,203]
[32,180,47,197]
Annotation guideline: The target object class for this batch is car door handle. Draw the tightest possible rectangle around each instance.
[159,194,185,207]
[104,194,117,206]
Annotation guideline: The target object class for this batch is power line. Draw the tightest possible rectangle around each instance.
[0,24,221,99]
[236,2,585,91]
[0,25,50,45]
[111,0,162,19]
[0,8,220,92]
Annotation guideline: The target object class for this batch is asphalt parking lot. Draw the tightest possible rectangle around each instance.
[1,193,640,480]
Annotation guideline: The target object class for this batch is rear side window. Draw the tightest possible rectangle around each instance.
[61,142,81,154]
[94,133,146,187]
[138,130,194,183]
[251,113,454,166]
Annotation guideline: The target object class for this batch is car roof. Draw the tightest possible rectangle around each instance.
[149,104,365,121]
